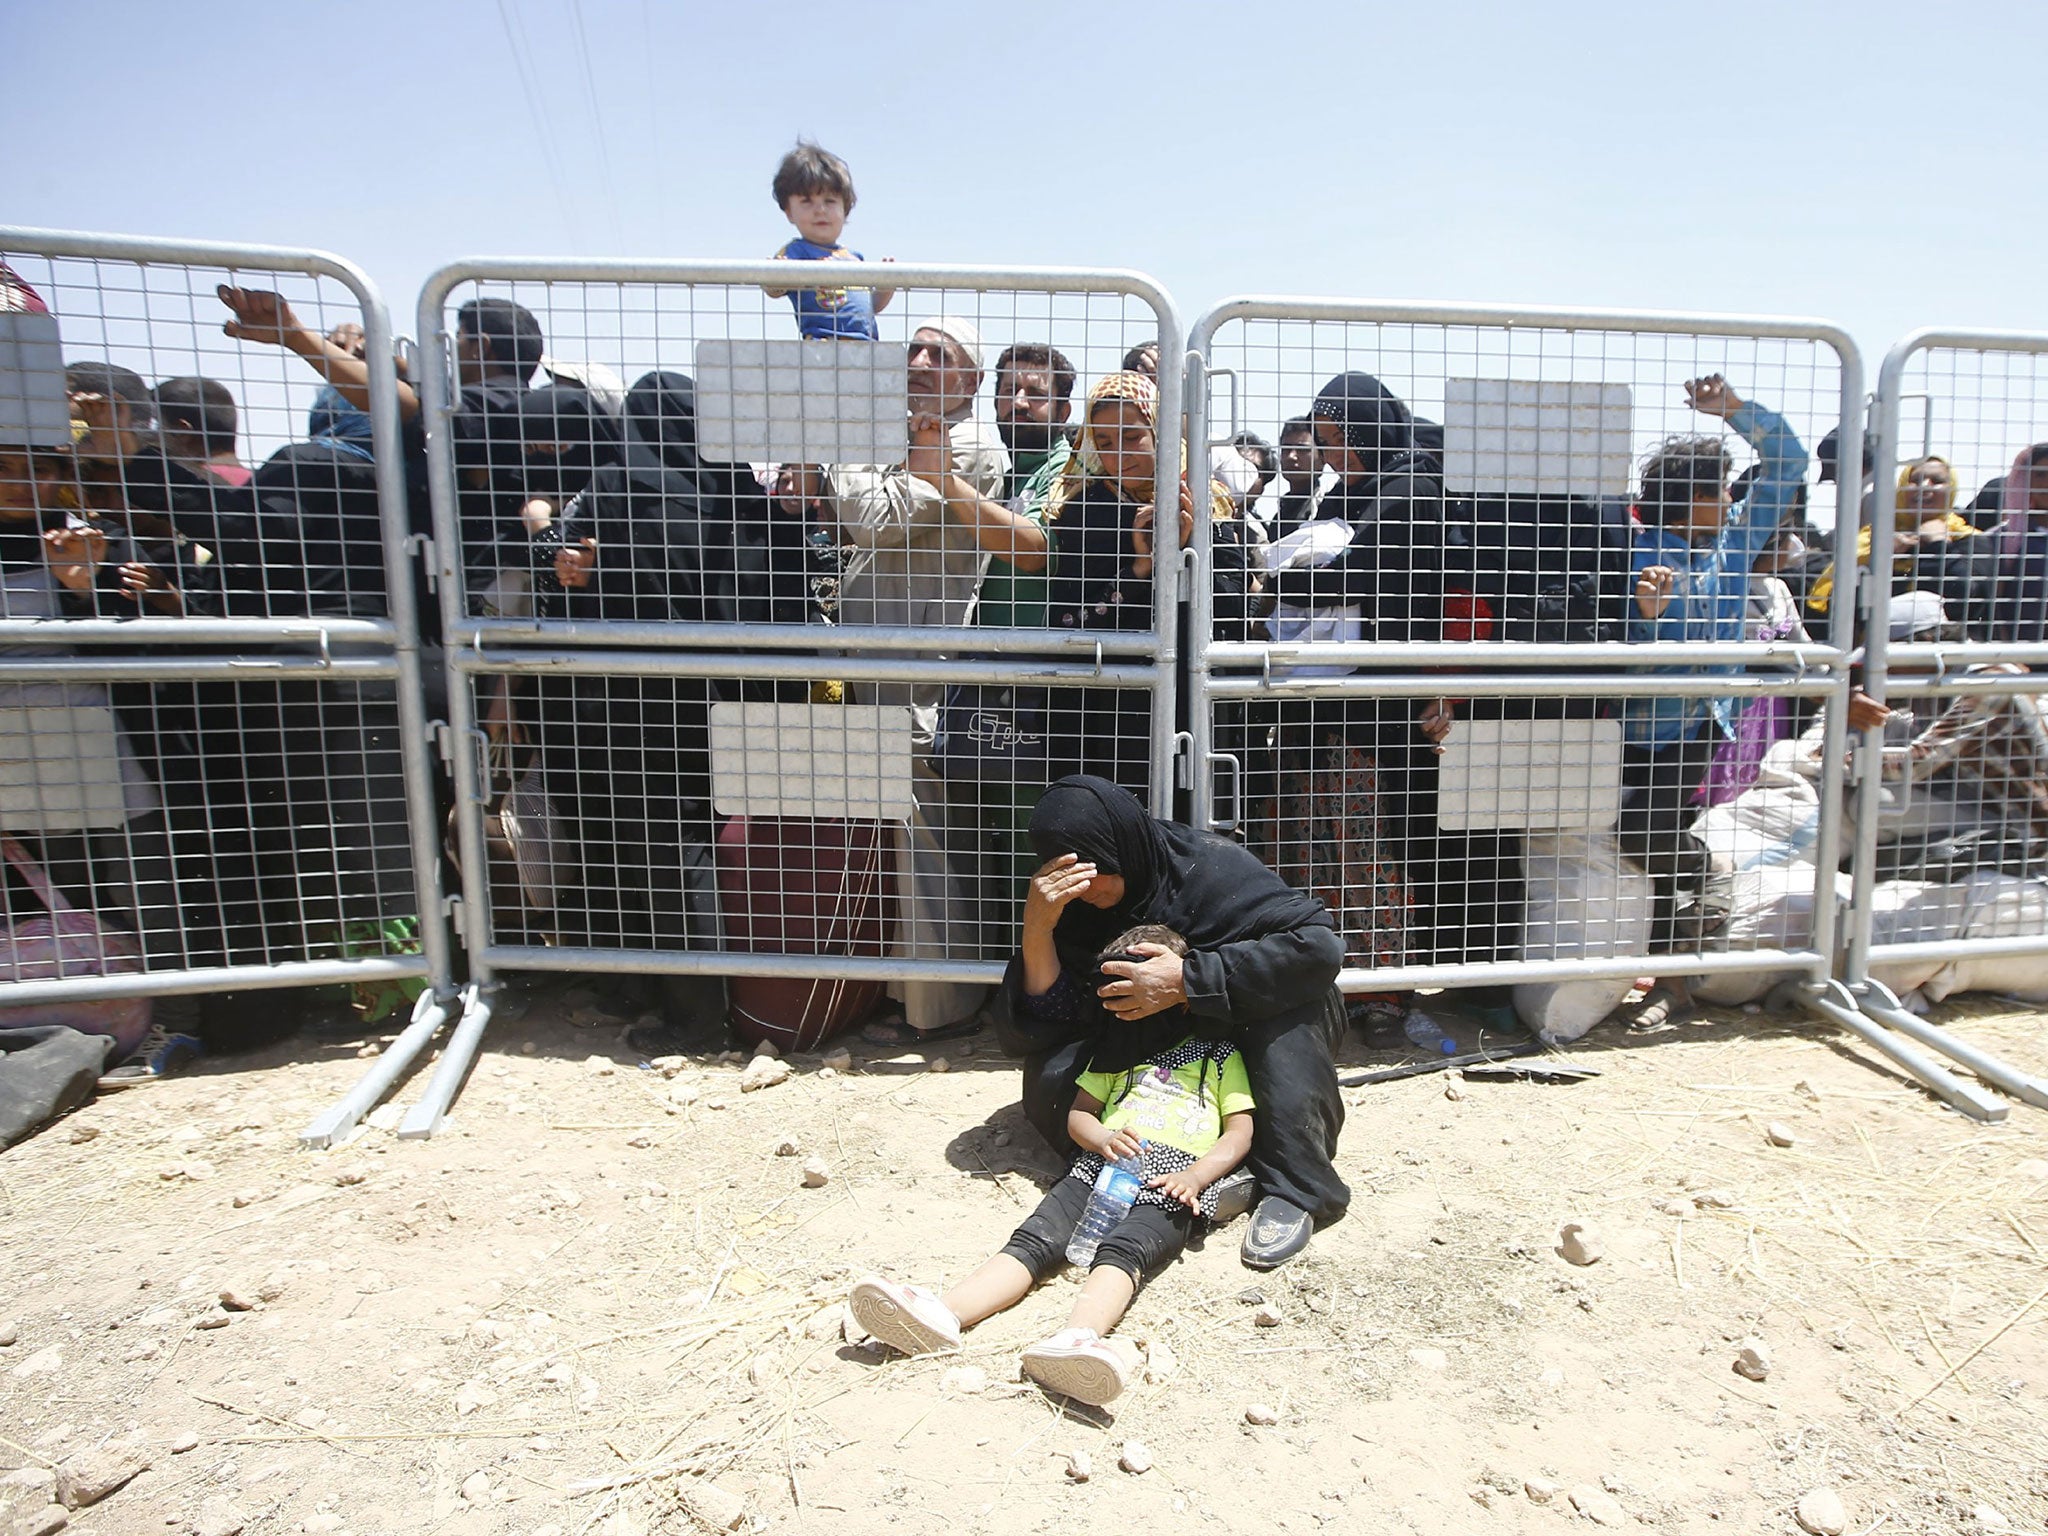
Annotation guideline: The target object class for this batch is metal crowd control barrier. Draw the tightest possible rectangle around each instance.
[412,259,1182,1134]
[1834,329,2048,1116]
[0,227,458,1145]
[1174,299,2020,1099]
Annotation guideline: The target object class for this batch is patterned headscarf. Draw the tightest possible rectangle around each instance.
[1046,370,1233,524]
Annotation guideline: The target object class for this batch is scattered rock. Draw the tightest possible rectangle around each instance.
[194,1311,231,1330]
[332,1168,367,1187]
[1236,1287,1266,1305]
[1117,1440,1152,1475]
[745,1355,775,1390]
[1568,1484,1626,1526]
[1443,1082,1465,1101]
[1407,1347,1449,1372]
[820,1048,853,1073]
[582,1054,616,1077]
[229,1191,260,1210]
[1557,1221,1603,1266]
[799,1303,843,1341]
[1524,1476,1557,1504]
[1468,1484,1495,1508]
[0,1469,58,1518]
[67,1124,99,1143]
[191,1501,246,1536]
[0,1322,16,1347]
[55,1447,150,1509]
[302,1514,344,1533]
[216,1286,261,1313]
[1654,1197,1692,1217]
[1765,1121,1796,1148]
[772,1139,800,1157]
[1971,1505,2011,1533]
[168,1432,199,1455]
[740,1056,793,1093]
[1692,1187,1736,1209]
[1251,1304,1284,1328]
[1732,1339,1772,1382]
[800,1157,831,1189]
[1141,1339,1178,1383]
[454,1381,498,1416]
[1244,1403,1279,1425]
[1061,1451,1091,1483]
[650,1055,686,1078]
[668,1081,701,1108]
[458,1472,491,1505]
[941,1366,988,1395]
[8,1508,67,1536]
[678,1480,746,1530]
[1793,1486,1847,1536]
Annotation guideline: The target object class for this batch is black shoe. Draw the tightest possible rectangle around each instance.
[1208,1169,1258,1225]
[1241,1195,1313,1269]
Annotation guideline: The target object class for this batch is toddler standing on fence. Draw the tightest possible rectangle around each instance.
[764,141,893,341]
[848,918,1254,1406]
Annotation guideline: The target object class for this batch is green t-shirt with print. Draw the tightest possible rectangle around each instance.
[1074,1040,1254,1160]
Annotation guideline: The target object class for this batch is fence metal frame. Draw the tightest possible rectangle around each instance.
[1835,327,2048,1115]
[0,226,460,1146]
[1174,299,2033,1110]
[412,257,1184,1135]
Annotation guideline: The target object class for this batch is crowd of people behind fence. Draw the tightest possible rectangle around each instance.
[6,171,2048,1088]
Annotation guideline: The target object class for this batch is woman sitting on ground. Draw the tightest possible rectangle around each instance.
[994,775,1349,1269]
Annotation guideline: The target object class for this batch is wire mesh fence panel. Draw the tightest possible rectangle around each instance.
[0,229,449,1038]
[0,237,424,627]
[451,653,1161,1042]
[1187,303,1862,1023]
[1846,331,2048,1001]
[418,262,1186,1036]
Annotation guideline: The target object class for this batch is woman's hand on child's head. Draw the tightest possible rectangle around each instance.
[1023,853,1096,932]
[520,498,555,535]
[1097,942,1188,1020]
[1145,1169,1207,1212]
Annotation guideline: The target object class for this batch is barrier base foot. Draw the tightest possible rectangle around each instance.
[1799,982,2009,1123]
[299,988,454,1149]
[398,985,493,1140]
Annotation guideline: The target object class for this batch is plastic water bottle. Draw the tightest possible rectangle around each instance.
[1066,1149,1145,1267]
[1402,1008,1458,1056]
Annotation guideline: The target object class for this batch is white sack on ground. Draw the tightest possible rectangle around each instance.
[1513,832,1655,1044]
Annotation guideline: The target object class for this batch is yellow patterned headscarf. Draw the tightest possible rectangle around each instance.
[1047,370,1234,524]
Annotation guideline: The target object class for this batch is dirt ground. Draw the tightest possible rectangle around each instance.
[3,983,2046,1536]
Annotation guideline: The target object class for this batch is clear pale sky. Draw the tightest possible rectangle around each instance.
[5,0,2039,357]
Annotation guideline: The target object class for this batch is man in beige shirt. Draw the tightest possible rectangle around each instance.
[821,316,1012,1039]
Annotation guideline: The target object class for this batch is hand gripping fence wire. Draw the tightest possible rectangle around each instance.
[412,258,1182,1135]
[1830,327,2048,1117]
[0,226,458,1146]
[1173,297,2025,1110]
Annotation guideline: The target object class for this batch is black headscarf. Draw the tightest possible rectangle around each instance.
[1027,775,1335,1071]
[1310,372,1414,486]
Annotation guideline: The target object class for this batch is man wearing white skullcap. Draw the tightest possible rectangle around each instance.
[819,317,1013,1040]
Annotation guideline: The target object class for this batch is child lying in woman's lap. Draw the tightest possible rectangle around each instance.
[849,923,1253,1406]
